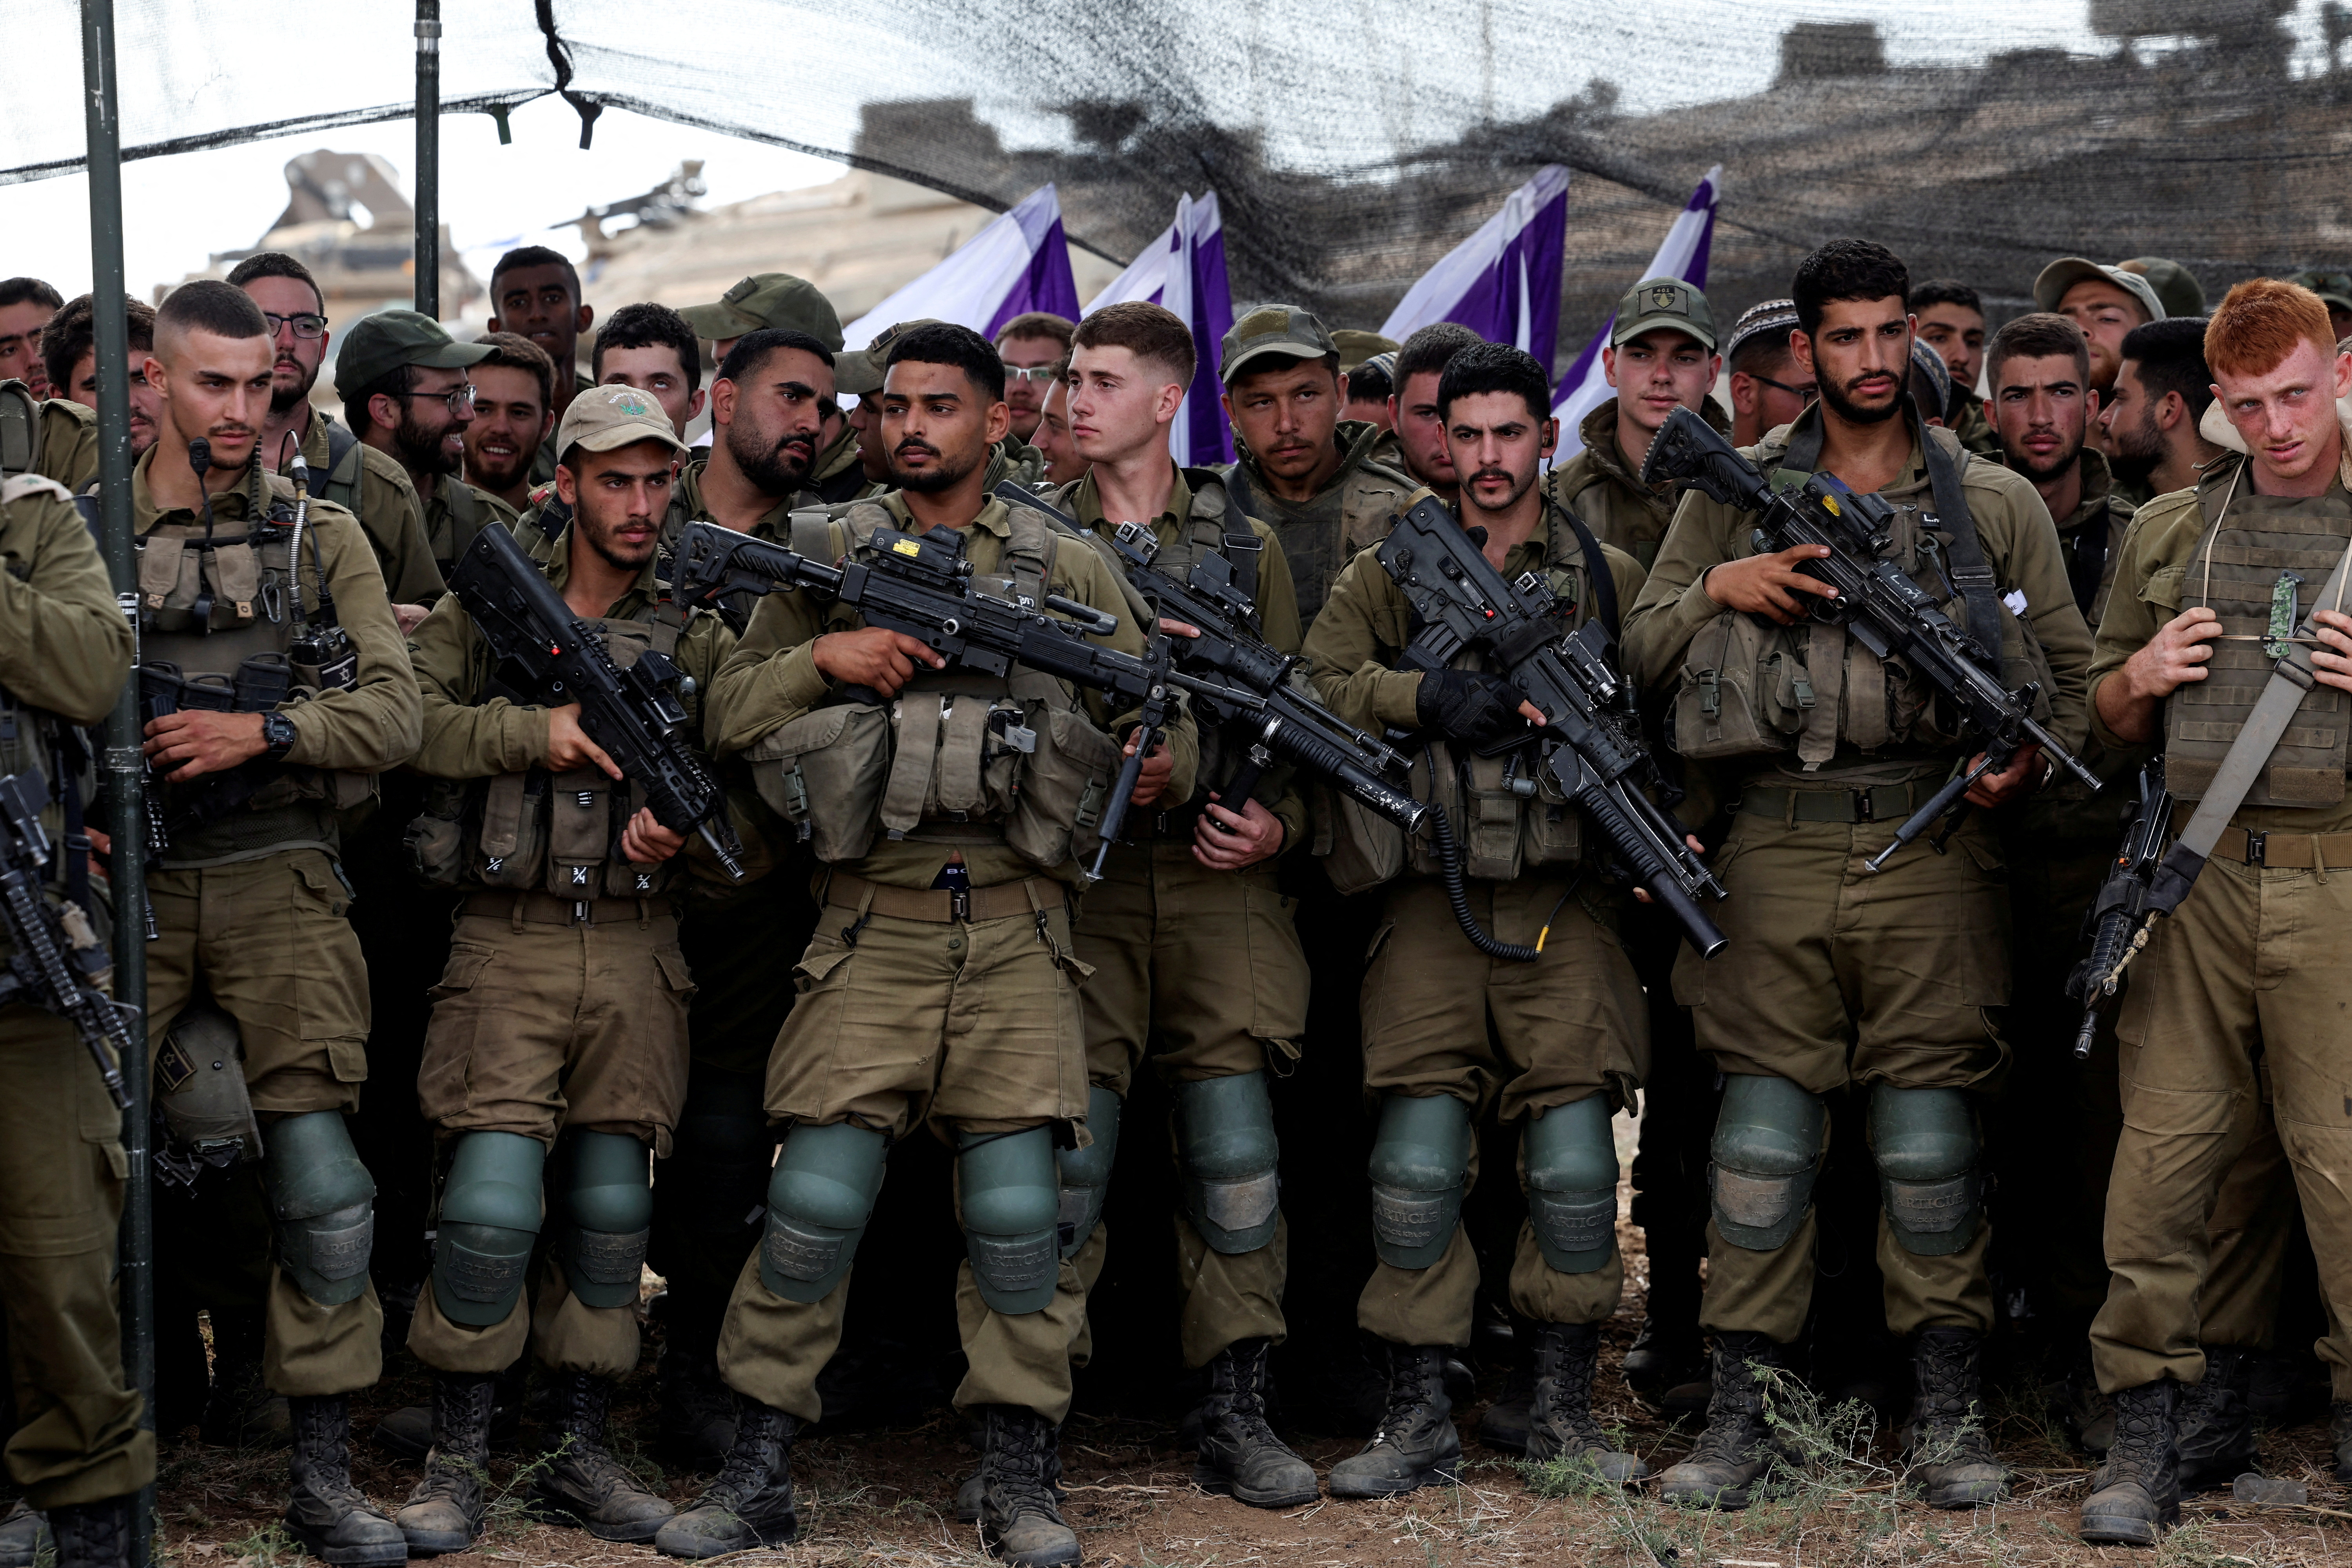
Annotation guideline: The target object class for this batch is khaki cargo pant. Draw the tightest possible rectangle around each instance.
[1356,873,1647,1348]
[1673,808,2009,1344]
[1076,841,1308,1369]
[147,847,382,1396]
[718,880,1093,1424]
[0,1007,154,1508]
[408,895,693,1379]
[2092,853,2352,1398]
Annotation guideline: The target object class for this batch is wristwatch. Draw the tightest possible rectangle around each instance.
[261,711,298,760]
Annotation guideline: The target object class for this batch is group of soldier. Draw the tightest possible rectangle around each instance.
[0,226,2348,1567]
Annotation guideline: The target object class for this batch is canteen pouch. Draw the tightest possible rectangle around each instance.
[1671,610,1809,760]
[1003,701,1123,870]
[746,703,893,864]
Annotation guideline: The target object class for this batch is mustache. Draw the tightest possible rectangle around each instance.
[1466,466,1514,488]
[894,437,941,459]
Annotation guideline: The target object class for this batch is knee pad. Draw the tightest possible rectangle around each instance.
[1869,1085,1982,1256]
[1367,1093,1473,1270]
[1175,1072,1280,1255]
[759,1121,887,1304]
[1523,1096,1618,1274]
[1056,1086,1121,1259]
[1708,1075,1824,1252]
[261,1110,376,1307]
[958,1126,1061,1315]
[552,1131,653,1309]
[661,1071,776,1243]
[433,1130,546,1327]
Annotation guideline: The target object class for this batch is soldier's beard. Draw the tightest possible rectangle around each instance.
[270,358,318,417]
[1819,372,1904,426]
[2006,428,2085,484]
[726,415,815,497]
[2105,403,2165,487]
[892,440,978,494]
[395,407,463,477]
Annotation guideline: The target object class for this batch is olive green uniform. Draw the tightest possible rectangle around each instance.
[10,392,100,494]
[2083,458,2352,1399]
[530,372,598,488]
[1622,410,2093,1345]
[1220,419,1414,629]
[1950,401,2000,460]
[283,409,444,607]
[1304,512,1651,1344]
[0,476,151,1511]
[1546,397,1732,570]
[415,477,518,584]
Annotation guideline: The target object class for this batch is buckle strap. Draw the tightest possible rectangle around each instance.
[1734,782,1926,825]
[2206,824,2352,870]
[820,870,1063,924]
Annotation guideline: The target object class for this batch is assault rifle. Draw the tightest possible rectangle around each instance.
[1378,495,1727,960]
[446,523,747,881]
[0,766,134,1109]
[2065,759,2175,1059]
[1640,405,2098,869]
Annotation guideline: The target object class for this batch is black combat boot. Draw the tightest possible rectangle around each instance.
[1524,1322,1646,1484]
[1192,1338,1318,1507]
[2334,1401,2352,1483]
[976,1405,1082,1566]
[394,1372,497,1556]
[0,1499,48,1568]
[1473,1352,1534,1454]
[200,1306,289,1449]
[2173,1346,2258,1492]
[1902,1329,2008,1508]
[1658,1332,1788,1509]
[2079,1379,2180,1546]
[282,1395,407,1566]
[44,1495,128,1568]
[655,1397,800,1558]
[1327,1343,1461,1499]
[528,1370,675,1542]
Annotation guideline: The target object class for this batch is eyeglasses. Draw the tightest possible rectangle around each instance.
[389,383,477,417]
[1749,373,1816,400]
[1001,363,1062,383]
[262,311,328,341]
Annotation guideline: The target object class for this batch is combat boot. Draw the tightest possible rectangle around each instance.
[1524,1322,1646,1484]
[2079,1379,2180,1546]
[1901,1329,2007,1508]
[1472,1354,1534,1454]
[655,1397,799,1558]
[282,1395,406,1566]
[529,1370,675,1542]
[1193,1338,1318,1507]
[2173,1346,2258,1492]
[395,1372,497,1556]
[2330,1401,2352,1483]
[44,1495,128,1568]
[1327,1343,1461,1499]
[1658,1332,1788,1510]
[0,1499,48,1568]
[200,1305,289,1449]
[976,1405,1081,1566]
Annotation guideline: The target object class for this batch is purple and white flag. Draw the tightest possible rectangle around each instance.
[1085,190,1234,465]
[1379,165,1570,367]
[841,184,1082,352]
[1550,165,1723,459]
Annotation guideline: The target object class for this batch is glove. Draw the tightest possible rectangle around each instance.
[1415,668,1526,747]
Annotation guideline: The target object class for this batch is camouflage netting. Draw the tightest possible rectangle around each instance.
[11,0,2352,361]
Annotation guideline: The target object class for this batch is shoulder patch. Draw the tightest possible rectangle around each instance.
[0,472,73,505]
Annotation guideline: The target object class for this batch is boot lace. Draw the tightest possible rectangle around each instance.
[706,1406,788,1510]
[986,1412,1063,1520]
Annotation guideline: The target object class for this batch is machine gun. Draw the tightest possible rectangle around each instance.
[0,766,134,1109]
[2065,758,2176,1059]
[446,523,747,881]
[1378,495,1727,960]
[1640,405,2098,869]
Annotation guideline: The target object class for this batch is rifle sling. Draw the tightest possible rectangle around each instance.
[1545,497,1618,639]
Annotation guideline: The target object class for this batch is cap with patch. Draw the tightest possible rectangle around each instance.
[679,273,845,352]
[1612,276,1717,352]
[2033,258,2166,323]
[553,384,692,461]
[1723,298,1800,365]
[2287,269,2352,315]
[331,309,491,401]
[832,318,946,398]
[1332,329,1401,374]
[1220,305,1337,385]
[2120,258,2207,319]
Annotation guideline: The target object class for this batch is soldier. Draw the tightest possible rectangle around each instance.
[659,323,1183,1566]
[40,292,160,459]
[1216,305,1416,628]
[996,310,1075,445]
[679,274,862,503]
[1344,349,1397,434]
[1030,368,1085,488]
[1301,341,1652,1497]
[1723,300,1813,449]
[1911,280,1994,456]
[2037,259,2167,401]
[0,279,62,397]
[132,279,419,1563]
[2102,318,2225,505]
[1383,323,1482,506]
[593,302,707,437]
[460,332,557,514]
[487,247,597,486]
[2074,280,2352,1545]
[390,387,731,1553]
[0,472,145,1568]
[1621,240,2093,1512]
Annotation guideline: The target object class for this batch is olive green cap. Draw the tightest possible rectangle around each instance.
[2033,258,2165,322]
[1332,329,1400,374]
[2120,258,2208,319]
[1220,305,1337,385]
[1612,277,1717,352]
[2287,268,2352,315]
[553,384,692,462]
[679,273,845,352]
[331,309,490,401]
[832,318,945,398]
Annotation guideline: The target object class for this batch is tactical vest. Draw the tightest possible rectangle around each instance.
[743,501,1123,871]
[2163,460,2352,809]
[315,416,365,523]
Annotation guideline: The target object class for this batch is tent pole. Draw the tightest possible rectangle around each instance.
[415,0,441,317]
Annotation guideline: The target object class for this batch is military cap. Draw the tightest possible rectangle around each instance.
[833,318,945,398]
[2033,258,2166,323]
[554,383,692,461]
[679,273,845,353]
[2121,258,2208,319]
[2287,269,2352,315]
[1612,276,1717,352]
[1332,329,1401,374]
[1723,298,1800,364]
[1220,305,1338,385]
[332,309,490,401]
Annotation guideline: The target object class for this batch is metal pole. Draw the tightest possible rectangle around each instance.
[415,0,441,318]
[79,0,152,1561]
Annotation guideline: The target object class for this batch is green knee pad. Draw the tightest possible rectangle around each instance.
[1175,1071,1280,1256]
[1709,1074,1825,1252]
[958,1126,1061,1314]
[759,1121,887,1303]
[434,1131,545,1327]
[1523,1096,1618,1273]
[1056,1086,1121,1259]
[1367,1093,1473,1270]
[262,1110,377,1306]
[1869,1085,1982,1256]
[552,1130,653,1309]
